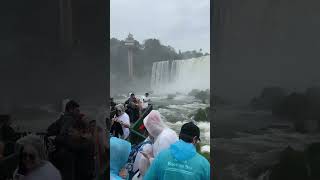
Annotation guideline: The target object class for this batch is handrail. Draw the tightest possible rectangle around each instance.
[131,105,153,130]
[129,129,147,139]
[129,105,153,144]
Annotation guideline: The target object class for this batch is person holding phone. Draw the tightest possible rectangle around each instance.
[112,104,130,140]
[132,110,178,179]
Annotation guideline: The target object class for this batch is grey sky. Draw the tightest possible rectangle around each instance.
[111,0,210,53]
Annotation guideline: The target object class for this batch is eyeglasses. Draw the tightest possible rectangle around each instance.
[22,152,36,161]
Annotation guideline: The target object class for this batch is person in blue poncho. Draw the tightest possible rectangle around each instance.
[143,122,210,180]
[110,137,131,180]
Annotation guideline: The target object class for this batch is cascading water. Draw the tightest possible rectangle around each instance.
[151,55,210,94]
[151,61,170,93]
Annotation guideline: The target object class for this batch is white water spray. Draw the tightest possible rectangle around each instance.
[151,55,210,94]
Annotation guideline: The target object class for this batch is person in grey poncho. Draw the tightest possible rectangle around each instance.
[13,135,62,180]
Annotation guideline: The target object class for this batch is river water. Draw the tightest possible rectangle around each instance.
[213,104,320,180]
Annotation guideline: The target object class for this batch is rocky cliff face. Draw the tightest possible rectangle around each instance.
[214,0,320,103]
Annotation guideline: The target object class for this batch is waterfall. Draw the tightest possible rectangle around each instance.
[151,55,210,94]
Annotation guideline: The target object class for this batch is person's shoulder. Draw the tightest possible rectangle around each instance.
[43,161,57,169]
[41,161,62,178]
[195,153,210,167]
[123,113,130,120]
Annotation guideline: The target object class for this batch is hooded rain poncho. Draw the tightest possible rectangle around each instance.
[110,137,131,180]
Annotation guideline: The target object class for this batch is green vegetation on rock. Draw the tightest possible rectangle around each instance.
[252,86,320,133]
[268,143,320,180]
[194,108,209,122]
[188,89,210,104]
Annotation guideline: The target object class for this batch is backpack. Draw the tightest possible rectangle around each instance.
[126,140,152,176]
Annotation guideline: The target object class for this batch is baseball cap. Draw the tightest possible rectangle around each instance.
[179,122,201,142]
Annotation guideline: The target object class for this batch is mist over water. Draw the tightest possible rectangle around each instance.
[151,55,210,94]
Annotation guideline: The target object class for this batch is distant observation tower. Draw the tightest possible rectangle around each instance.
[125,33,135,80]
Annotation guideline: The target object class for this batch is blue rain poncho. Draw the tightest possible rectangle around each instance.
[110,137,131,180]
[144,140,210,180]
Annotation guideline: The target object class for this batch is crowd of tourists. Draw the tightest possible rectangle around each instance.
[110,93,210,180]
[0,100,107,180]
[0,92,210,180]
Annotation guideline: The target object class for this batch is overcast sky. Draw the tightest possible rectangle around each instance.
[110,0,210,53]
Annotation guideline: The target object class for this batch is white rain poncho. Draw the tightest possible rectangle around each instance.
[143,110,178,157]
[13,135,62,180]
[132,137,153,173]
[136,110,178,179]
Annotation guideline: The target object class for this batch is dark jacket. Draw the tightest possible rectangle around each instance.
[47,113,77,136]
[55,135,95,180]
[0,125,18,143]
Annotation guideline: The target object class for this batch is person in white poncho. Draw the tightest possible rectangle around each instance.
[132,110,178,180]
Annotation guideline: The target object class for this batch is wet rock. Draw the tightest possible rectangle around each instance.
[265,143,320,180]
[194,108,208,122]
[188,89,210,104]
[250,87,287,111]
[167,94,176,100]
[305,142,320,179]
[269,146,308,180]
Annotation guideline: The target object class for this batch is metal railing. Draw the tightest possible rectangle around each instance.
[129,105,153,145]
